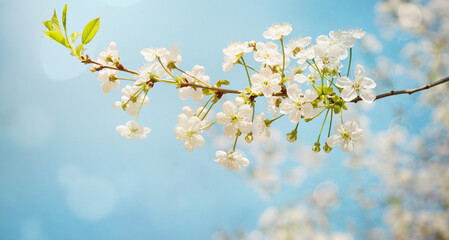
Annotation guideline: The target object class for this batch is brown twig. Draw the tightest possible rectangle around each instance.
[350,76,449,103]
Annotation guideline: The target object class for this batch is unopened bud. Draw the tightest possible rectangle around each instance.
[334,105,341,114]
[312,142,321,152]
[248,41,257,50]
[323,143,332,153]
[245,133,253,143]
[287,130,297,142]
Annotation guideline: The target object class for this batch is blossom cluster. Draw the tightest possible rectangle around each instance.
[88,23,375,170]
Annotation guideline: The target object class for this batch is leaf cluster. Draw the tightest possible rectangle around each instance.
[42,5,100,58]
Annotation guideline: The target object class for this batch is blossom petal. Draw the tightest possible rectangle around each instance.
[326,135,343,147]
[361,77,376,89]
[341,139,354,152]
[216,112,229,125]
[341,87,357,101]
[335,77,353,88]
[222,100,237,115]
[179,87,192,100]
[360,89,376,103]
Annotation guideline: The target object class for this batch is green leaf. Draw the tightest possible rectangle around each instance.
[69,32,81,43]
[216,81,221,88]
[42,20,52,31]
[81,17,100,44]
[62,4,68,34]
[51,10,63,35]
[219,80,230,85]
[75,43,84,55]
[43,30,69,48]
[202,88,213,96]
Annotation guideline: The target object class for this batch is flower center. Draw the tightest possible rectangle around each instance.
[292,47,302,57]
[342,130,350,139]
[353,82,361,91]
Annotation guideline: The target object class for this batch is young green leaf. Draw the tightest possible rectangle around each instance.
[202,89,214,96]
[75,44,84,55]
[220,80,230,85]
[51,10,63,35]
[42,20,52,31]
[81,17,100,44]
[62,4,68,34]
[69,32,81,43]
[43,30,69,48]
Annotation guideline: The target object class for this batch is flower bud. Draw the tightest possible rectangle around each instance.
[286,130,297,142]
[245,132,253,143]
[323,143,332,153]
[334,105,341,114]
[312,142,321,152]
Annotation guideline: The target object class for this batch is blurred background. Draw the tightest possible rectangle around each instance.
[1,0,448,239]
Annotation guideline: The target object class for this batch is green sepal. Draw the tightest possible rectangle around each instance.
[341,103,348,110]
[81,17,100,44]
[43,30,69,48]
[323,86,334,94]
[332,94,341,103]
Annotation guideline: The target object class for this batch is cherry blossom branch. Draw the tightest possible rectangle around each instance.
[350,76,449,103]
[81,55,449,102]
[81,56,139,75]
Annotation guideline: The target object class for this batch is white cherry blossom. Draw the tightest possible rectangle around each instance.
[113,85,149,115]
[255,112,271,137]
[315,30,355,60]
[140,47,167,62]
[216,100,253,138]
[279,84,318,123]
[286,36,312,62]
[253,42,283,66]
[97,41,118,66]
[137,62,161,84]
[266,97,281,118]
[98,69,119,94]
[250,67,282,97]
[179,65,210,102]
[288,64,307,84]
[175,113,206,152]
[263,23,293,40]
[159,45,181,76]
[326,120,364,152]
[335,64,376,103]
[342,28,367,40]
[214,151,249,170]
[222,42,253,72]
[116,120,151,139]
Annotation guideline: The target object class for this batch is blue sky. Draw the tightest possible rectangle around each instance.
[0,0,427,239]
